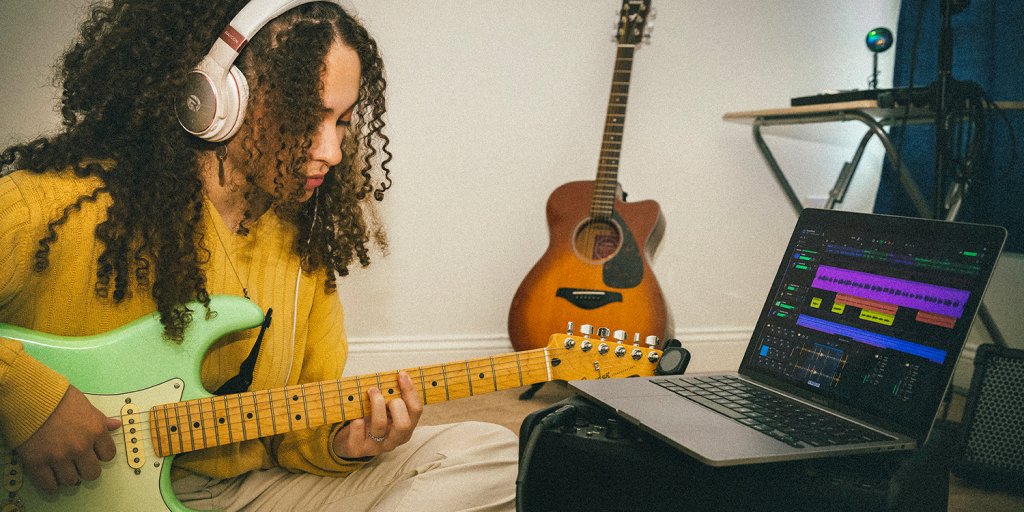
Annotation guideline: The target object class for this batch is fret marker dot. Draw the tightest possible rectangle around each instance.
[387,388,394,395]
[431,381,438,387]
[246,413,253,419]
[170,426,177,433]
[295,414,302,421]
[348,395,354,402]
[219,418,225,424]
[292,395,299,401]
[478,373,485,379]
[193,422,200,428]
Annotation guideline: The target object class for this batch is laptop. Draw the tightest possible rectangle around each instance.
[570,208,1007,467]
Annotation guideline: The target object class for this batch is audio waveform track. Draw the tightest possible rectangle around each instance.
[811,265,970,319]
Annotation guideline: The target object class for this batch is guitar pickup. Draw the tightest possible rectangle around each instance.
[121,402,145,470]
[555,288,623,310]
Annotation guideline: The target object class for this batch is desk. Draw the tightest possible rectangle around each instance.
[723,100,1024,219]
[725,100,1023,347]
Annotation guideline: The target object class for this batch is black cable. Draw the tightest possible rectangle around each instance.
[515,404,577,512]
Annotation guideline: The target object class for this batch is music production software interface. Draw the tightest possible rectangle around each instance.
[745,223,998,429]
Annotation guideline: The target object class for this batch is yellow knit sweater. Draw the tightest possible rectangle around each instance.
[0,170,364,479]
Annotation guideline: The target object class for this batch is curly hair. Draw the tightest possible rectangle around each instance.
[0,0,392,340]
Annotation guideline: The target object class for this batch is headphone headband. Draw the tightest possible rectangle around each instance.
[177,0,331,142]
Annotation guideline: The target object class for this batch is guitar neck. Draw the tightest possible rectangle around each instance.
[149,347,555,457]
[592,43,638,221]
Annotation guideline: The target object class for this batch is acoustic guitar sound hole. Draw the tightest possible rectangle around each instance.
[573,219,622,262]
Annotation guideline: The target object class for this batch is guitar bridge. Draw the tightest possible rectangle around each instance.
[555,288,623,310]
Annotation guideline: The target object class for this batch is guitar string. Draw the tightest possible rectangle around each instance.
[588,46,632,261]
[102,346,658,449]
[101,349,565,435]
[103,350,564,447]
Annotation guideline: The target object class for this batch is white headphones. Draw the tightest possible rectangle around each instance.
[175,0,326,142]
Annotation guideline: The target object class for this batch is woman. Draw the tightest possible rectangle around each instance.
[0,1,518,509]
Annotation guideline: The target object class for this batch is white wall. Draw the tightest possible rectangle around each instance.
[2,1,1020,386]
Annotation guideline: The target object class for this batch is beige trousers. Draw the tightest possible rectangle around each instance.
[172,422,518,511]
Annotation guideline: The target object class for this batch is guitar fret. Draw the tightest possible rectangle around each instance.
[196,399,210,450]
[422,365,446,404]
[318,382,328,425]
[172,403,186,454]
[298,386,311,430]
[236,394,248,440]
[150,408,164,457]
[489,356,499,392]
[266,389,278,436]
[465,361,474,396]
[222,395,234,444]
[355,378,365,417]
[443,362,467,400]
[284,387,294,432]
[339,380,352,419]
[441,365,450,401]
[417,368,428,405]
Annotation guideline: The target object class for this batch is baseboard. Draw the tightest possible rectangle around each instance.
[343,327,753,377]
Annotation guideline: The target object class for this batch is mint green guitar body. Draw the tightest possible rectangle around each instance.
[0,295,264,512]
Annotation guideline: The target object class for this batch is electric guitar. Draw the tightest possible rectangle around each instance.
[0,295,665,511]
[508,0,672,352]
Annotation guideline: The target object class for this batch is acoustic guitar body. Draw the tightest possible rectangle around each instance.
[508,180,673,351]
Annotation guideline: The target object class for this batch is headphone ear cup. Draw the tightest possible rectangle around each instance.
[177,68,221,139]
[220,65,250,141]
[206,65,248,142]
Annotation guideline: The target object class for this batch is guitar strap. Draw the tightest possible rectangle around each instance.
[214,308,273,395]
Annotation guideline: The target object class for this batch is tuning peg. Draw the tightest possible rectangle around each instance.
[613,329,627,343]
[597,327,610,340]
[644,10,656,44]
[644,335,659,348]
[566,321,575,335]
[633,332,641,346]
[580,324,594,338]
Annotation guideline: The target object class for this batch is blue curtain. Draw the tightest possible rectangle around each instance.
[872,0,1023,252]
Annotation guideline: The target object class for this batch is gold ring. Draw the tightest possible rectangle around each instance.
[367,431,386,443]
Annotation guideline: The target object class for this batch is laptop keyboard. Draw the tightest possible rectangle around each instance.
[652,375,892,449]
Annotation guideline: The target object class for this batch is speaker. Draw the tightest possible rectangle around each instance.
[954,343,1024,494]
[517,396,950,512]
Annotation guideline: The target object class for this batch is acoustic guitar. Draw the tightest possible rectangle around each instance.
[508,0,672,353]
[0,295,666,511]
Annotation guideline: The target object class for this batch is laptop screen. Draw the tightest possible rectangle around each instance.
[739,209,1006,441]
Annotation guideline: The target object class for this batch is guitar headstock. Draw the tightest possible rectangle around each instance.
[543,325,662,381]
[616,0,654,46]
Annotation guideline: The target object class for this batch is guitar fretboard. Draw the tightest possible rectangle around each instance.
[592,44,637,220]
[149,348,553,457]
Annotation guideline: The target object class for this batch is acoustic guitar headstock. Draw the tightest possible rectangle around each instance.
[615,0,654,46]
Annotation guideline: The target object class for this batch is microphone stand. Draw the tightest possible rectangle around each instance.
[932,0,958,220]
[930,0,1006,350]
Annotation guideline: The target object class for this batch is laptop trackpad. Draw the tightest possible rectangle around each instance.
[600,396,797,466]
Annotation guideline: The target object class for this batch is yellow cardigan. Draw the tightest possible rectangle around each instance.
[0,170,364,479]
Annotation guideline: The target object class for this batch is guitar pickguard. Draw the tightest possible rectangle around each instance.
[0,380,186,512]
[602,210,644,288]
